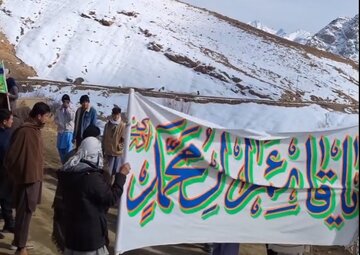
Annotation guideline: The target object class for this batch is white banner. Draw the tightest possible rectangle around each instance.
[116,92,359,254]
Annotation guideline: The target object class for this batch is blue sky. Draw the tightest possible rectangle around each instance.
[181,0,359,33]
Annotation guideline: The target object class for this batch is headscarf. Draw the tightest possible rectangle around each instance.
[63,137,103,171]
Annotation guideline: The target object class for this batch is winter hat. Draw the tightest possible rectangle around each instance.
[112,107,121,115]
[79,95,90,104]
[61,94,70,102]
[83,125,100,139]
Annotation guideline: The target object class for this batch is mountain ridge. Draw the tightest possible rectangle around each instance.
[246,15,359,63]
[307,15,359,62]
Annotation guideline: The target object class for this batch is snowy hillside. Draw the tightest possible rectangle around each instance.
[307,15,359,63]
[0,0,359,133]
[0,0,358,105]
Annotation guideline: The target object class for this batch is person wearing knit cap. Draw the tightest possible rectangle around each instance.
[102,107,126,177]
[54,94,75,164]
[73,95,97,148]
[55,137,130,255]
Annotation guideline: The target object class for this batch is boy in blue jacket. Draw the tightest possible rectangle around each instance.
[73,95,97,148]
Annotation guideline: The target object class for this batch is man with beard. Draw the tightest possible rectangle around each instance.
[5,102,51,255]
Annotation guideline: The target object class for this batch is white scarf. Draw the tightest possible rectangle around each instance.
[63,137,104,170]
[110,117,121,125]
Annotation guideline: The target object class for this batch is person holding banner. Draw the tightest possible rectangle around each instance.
[102,106,126,177]
[57,136,130,255]
[61,125,101,166]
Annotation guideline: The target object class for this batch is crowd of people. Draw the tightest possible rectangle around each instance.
[0,76,306,255]
[0,81,131,255]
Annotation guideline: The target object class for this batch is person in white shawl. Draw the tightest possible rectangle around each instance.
[54,137,130,255]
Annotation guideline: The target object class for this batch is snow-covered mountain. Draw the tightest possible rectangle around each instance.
[248,20,279,35]
[0,0,358,131]
[248,20,312,44]
[284,30,312,44]
[248,16,359,62]
[307,15,359,62]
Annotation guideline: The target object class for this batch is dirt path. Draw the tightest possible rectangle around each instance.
[0,98,354,255]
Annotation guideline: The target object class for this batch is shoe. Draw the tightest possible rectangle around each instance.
[9,243,34,250]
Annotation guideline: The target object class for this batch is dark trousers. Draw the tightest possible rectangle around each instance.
[13,182,42,248]
[0,197,14,229]
[0,173,15,230]
[212,243,240,255]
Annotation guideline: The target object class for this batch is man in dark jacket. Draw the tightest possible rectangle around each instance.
[0,109,15,238]
[4,102,51,255]
[57,136,130,254]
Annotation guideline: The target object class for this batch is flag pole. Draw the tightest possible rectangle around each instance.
[6,90,11,111]
[121,88,135,164]
[114,88,135,255]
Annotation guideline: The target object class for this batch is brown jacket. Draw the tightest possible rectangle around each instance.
[102,120,125,156]
[5,119,44,184]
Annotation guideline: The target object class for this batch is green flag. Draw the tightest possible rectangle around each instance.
[0,61,8,94]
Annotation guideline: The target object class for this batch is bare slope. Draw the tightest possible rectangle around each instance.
[0,32,36,78]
